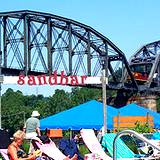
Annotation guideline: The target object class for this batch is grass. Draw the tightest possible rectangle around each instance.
[79,144,90,156]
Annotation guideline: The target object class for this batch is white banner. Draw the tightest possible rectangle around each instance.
[2,75,108,85]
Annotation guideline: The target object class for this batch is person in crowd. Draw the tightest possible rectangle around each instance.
[23,111,41,139]
[7,130,41,160]
[97,129,103,142]
[8,130,78,160]
[73,134,79,144]
[97,126,105,143]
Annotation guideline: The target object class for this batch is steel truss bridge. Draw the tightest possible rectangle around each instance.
[0,10,159,93]
[129,40,160,93]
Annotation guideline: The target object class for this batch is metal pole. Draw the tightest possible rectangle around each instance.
[102,68,107,133]
[103,43,108,134]
[0,42,3,129]
[23,112,26,126]
[0,18,1,129]
[0,82,1,129]
[0,18,2,129]
[0,67,3,130]
[0,20,2,129]
[0,17,4,129]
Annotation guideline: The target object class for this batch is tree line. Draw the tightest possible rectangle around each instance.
[2,87,160,136]
[1,87,104,134]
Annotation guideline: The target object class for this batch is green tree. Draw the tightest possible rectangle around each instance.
[48,89,71,115]
[71,87,102,106]
[2,89,26,133]
[2,86,150,134]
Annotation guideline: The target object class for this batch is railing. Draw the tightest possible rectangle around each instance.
[113,130,160,160]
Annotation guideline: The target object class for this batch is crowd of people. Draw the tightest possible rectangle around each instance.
[5,110,78,160]
[4,110,160,160]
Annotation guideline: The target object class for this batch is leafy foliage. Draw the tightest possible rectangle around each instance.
[1,86,158,135]
[132,122,153,133]
[1,87,103,133]
[116,122,153,133]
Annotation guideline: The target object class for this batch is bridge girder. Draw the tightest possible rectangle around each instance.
[129,40,160,92]
[0,10,138,91]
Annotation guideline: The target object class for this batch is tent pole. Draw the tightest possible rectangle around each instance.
[0,52,3,129]
[69,129,72,140]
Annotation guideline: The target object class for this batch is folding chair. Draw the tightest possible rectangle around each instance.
[80,129,112,160]
[33,139,75,160]
[0,149,9,160]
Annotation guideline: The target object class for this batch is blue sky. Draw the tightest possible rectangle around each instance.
[1,0,160,96]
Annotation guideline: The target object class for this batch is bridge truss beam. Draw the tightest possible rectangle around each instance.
[0,10,138,91]
[129,40,160,92]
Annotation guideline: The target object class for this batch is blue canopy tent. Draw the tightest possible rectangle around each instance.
[40,100,118,130]
[118,103,160,128]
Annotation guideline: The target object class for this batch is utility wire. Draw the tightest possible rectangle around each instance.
[2,111,25,118]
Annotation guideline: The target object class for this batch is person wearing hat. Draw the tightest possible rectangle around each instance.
[23,111,41,139]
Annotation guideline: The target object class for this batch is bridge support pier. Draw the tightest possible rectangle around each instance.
[127,95,157,112]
